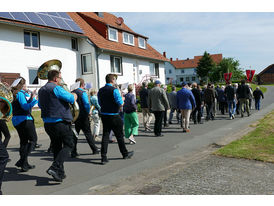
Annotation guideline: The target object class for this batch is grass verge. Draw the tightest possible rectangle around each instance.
[214,110,274,163]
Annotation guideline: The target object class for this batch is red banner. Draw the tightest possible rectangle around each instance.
[224,72,232,83]
[246,70,255,82]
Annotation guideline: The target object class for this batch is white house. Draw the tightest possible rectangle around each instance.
[165,54,223,85]
[69,12,168,89]
[0,12,99,91]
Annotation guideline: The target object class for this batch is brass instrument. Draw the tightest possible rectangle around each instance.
[0,82,13,121]
[37,59,79,122]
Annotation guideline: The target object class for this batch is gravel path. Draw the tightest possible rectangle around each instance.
[156,155,274,195]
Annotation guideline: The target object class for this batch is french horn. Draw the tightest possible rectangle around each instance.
[0,82,13,121]
[37,59,79,122]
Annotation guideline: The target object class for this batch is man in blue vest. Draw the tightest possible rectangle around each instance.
[72,78,100,157]
[98,74,134,165]
[38,70,77,182]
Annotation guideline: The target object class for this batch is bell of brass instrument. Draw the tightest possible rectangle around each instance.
[37,59,79,122]
[0,82,13,121]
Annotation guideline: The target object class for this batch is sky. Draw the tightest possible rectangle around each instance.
[3,0,274,74]
[113,12,274,73]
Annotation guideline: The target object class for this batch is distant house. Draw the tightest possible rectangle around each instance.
[69,12,168,89]
[257,64,274,84]
[0,12,89,89]
[165,54,223,85]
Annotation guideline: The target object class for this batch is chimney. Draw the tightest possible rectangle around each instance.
[170,58,173,61]
[176,58,178,61]
[163,51,166,57]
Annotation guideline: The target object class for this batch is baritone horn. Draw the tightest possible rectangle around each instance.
[37,59,79,122]
[0,82,13,121]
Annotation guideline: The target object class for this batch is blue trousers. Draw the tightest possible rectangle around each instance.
[227,100,236,118]
[255,99,261,110]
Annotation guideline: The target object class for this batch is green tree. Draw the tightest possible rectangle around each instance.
[218,58,244,81]
[196,51,215,83]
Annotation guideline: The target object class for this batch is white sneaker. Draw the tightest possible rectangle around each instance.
[129,135,136,144]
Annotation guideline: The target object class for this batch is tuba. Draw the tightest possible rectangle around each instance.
[0,82,13,121]
[37,59,79,122]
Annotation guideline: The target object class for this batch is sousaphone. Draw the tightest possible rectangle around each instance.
[0,82,13,121]
[37,59,79,122]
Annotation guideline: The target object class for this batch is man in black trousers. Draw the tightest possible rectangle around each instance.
[72,78,100,157]
[98,74,133,165]
[38,70,77,182]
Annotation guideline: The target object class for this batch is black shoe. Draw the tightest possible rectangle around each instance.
[71,152,80,158]
[93,148,100,155]
[155,134,164,137]
[168,122,172,124]
[15,159,23,168]
[194,121,197,124]
[101,157,109,165]
[35,143,42,148]
[27,163,35,169]
[123,151,134,159]
[47,168,63,182]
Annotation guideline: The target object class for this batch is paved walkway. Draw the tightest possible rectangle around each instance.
[2,86,274,195]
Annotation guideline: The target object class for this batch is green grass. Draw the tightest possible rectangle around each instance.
[6,110,43,132]
[214,110,274,163]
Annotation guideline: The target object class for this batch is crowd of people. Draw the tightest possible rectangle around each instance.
[0,72,265,194]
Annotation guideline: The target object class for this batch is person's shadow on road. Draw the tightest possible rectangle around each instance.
[3,167,60,186]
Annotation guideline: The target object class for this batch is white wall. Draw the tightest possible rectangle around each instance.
[0,23,80,89]
[97,53,166,88]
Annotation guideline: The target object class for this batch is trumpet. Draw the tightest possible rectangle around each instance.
[37,59,79,122]
[0,82,13,121]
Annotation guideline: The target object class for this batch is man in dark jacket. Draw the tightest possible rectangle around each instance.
[191,82,202,124]
[253,87,264,110]
[168,86,179,124]
[204,83,215,120]
[237,80,251,117]
[139,81,152,131]
[98,74,133,164]
[224,81,236,119]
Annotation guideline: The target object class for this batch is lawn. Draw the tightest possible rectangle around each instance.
[214,110,274,163]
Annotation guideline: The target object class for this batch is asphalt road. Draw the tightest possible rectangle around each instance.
[2,86,274,195]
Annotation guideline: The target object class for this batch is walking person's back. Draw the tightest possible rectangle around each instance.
[148,80,169,137]
[139,81,152,131]
[253,87,264,110]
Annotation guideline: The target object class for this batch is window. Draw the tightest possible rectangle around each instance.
[123,32,134,46]
[186,77,190,81]
[192,76,196,81]
[149,63,159,77]
[169,69,172,74]
[81,53,92,74]
[28,68,39,85]
[108,28,118,42]
[110,56,122,74]
[181,69,184,74]
[138,37,146,49]
[24,31,40,49]
[180,77,184,82]
[71,38,78,51]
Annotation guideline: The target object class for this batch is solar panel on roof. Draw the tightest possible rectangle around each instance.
[36,13,59,28]
[0,12,13,19]
[24,12,45,26]
[47,12,60,17]
[0,12,83,34]
[57,12,71,19]
[10,12,30,22]
[51,16,71,31]
[64,19,83,33]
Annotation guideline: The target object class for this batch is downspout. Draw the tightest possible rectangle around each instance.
[86,38,102,90]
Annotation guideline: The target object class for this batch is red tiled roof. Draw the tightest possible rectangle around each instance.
[68,12,168,62]
[171,54,223,69]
